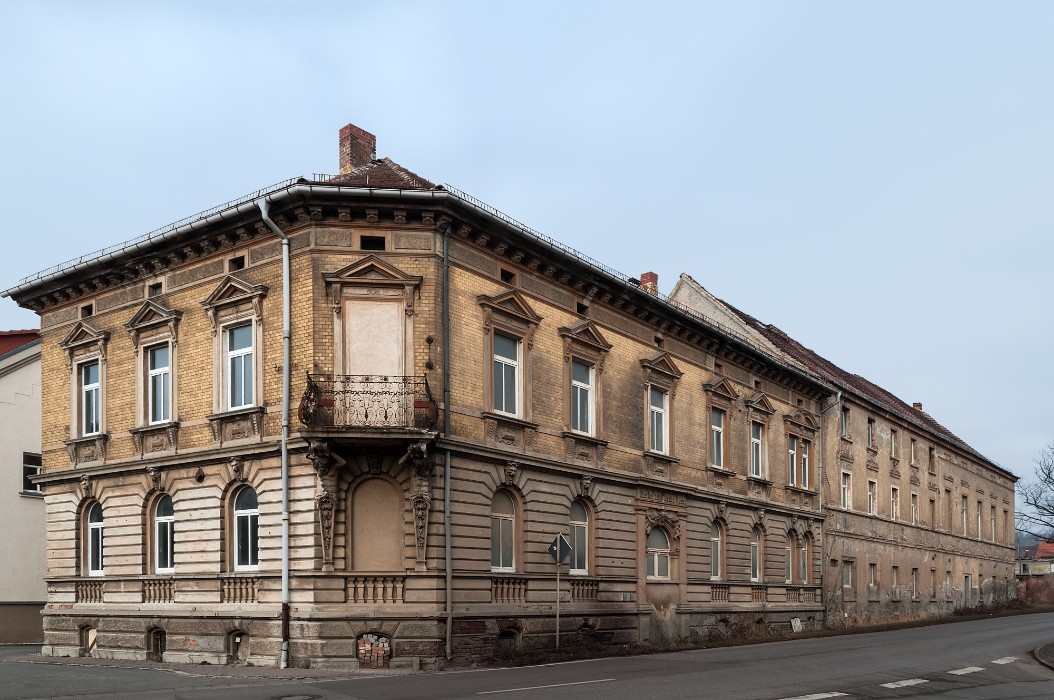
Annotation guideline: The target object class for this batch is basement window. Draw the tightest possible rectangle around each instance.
[499,268,516,285]
[360,235,386,251]
[228,256,245,272]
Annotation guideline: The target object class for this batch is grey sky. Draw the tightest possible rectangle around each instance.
[1,1,1050,482]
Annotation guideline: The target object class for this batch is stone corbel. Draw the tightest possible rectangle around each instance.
[306,439,346,568]
[579,475,593,499]
[408,478,432,562]
[146,466,164,492]
[503,461,518,486]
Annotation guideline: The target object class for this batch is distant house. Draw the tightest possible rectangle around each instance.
[1016,542,1054,577]
[0,330,43,643]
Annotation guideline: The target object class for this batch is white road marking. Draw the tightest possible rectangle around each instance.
[992,656,1018,664]
[881,678,929,688]
[949,666,985,675]
[776,693,849,700]
[477,679,616,695]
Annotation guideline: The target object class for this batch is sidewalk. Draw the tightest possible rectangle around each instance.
[0,645,412,681]
[1035,643,1054,670]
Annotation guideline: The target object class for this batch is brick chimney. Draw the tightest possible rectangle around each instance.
[912,402,923,412]
[339,123,377,175]
[640,271,659,295]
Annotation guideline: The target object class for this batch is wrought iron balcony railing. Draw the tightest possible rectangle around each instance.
[299,374,438,430]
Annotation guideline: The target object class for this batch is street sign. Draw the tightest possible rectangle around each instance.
[548,533,572,564]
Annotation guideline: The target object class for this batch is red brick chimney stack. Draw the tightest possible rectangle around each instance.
[912,402,923,412]
[640,271,659,295]
[339,123,377,175]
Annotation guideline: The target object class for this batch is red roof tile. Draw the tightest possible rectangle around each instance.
[0,329,38,356]
[326,158,435,190]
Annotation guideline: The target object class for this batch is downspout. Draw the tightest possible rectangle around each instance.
[257,199,291,669]
[442,220,454,660]
[818,390,842,628]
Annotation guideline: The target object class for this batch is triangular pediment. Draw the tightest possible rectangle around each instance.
[558,320,612,353]
[746,392,777,415]
[323,255,422,285]
[478,289,542,325]
[59,320,109,350]
[124,300,182,333]
[200,275,268,310]
[704,377,739,402]
[785,410,818,433]
[640,351,682,379]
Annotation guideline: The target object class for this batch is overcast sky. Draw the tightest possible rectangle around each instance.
[1,1,1050,483]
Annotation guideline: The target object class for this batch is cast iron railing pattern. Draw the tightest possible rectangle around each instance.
[299,374,437,430]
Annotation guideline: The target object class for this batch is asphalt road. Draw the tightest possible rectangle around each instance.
[5,614,1054,699]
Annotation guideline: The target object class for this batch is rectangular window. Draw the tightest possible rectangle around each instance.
[147,344,171,424]
[990,506,996,542]
[80,360,101,435]
[929,446,937,472]
[570,359,593,435]
[492,333,520,416]
[911,568,918,598]
[891,487,900,521]
[892,565,899,588]
[867,418,875,448]
[910,438,917,465]
[788,436,797,486]
[961,496,968,534]
[929,498,936,527]
[800,440,810,489]
[841,472,852,510]
[22,452,42,493]
[842,561,853,587]
[710,408,725,468]
[750,422,764,477]
[649,386,668,454]
[890,429,898,459]
[868,562,877,587]
[867,480,877,515]
[977,500,983,539]
[911,493,918,524]
[750,539,760,581]
[840,407,850,438]
[226,324,254,410]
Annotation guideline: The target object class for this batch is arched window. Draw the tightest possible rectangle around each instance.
[785,532,796,583]
[155,495,174,573]
[491,491,515,572]
[569,500,589,575]
[646,527,670,579]
[709,522,724,580]
[799,533,812,584]
[87,502,104,576]
[233,487,259,571]
[750,527,763,582]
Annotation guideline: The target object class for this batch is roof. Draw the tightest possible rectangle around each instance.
[326,158,435,189]
[0,329,39,357]
[1036,542,1054,559]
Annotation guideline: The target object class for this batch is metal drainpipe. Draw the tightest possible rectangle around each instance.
[442,221,453,660]
[256,199,291,669]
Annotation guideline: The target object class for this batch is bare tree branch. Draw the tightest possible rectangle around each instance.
[1017,442,1054,540]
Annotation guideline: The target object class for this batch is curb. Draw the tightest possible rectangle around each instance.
[1033,644,1054,670]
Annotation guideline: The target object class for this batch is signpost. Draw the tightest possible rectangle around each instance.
[547,533,573,650]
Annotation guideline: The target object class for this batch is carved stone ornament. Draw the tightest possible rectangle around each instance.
[230,456,247,483]
[317,489,336,567]
[146,466,163,492]
[408,481,432,562]
[504,461,518,486]
[199,275,268,337]
[367,455,384,475]
[307,440,334,479]
[579,475,593,499]
[644,508,681,540]
[717,500,727,517]
[755,508,766,527]
[403,441,434,478]
[80,474,92,499]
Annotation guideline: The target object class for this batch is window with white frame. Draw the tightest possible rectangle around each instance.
[890,428,898,459]
[710,408,725,468]
[750,527,762,582]
[492,333,520,417]
[961,495,968,534]
[233,487,259,571]
[569,500,588,575]
[867,417,875,448]
[788,437,797,486]
[840,406,850,438]
[841,472,852,510]
[911,567,918,598]
[910,438,917,465]
[799,536,810,583]
[80,360,101,436]
[147,344,171,424]
[87,502,104,576]
[226,324,254,410]
[990,506,996,542]
[155,495,174,573]
[891,486,900,521]
[646,527,670,579]
[842,560,853,587]
[868,562,877,587]
[750,422,765,478]
[977,500,983,539]
[649,386,668,454]
[491,491,515,572]
[911,493,918,524]
[800,439,810,488]
[892,565,899,588]
[22,452,41,494]
[709,522,723,579]
[569,359,594,436]
[867,480,877,515]
[785,532,795,582]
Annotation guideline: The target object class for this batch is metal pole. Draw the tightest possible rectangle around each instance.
[556,556,560,651]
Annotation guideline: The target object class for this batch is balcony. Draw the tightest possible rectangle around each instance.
[299,374,438,431]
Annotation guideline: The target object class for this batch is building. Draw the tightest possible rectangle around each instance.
[0,330,44,642]
[670,274,1017,623]
[1016,542,1054,577]
[1,123,1014,667]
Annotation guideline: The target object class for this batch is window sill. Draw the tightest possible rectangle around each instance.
[708,465,735,476]
[65,434,109,466]
[866,445,879,456]
[129,422,180,457]
[785,484,815,495]
[561,431,607,447]
[747,476,773,487]
[482,411,538,430]
[207,407,264,445]
[19,490,43,498]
